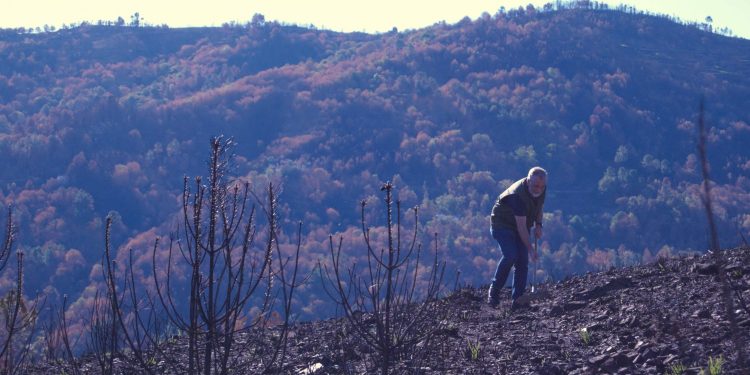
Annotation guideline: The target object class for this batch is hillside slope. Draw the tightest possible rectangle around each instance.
[27,246,750,374]
[0,5,749,324]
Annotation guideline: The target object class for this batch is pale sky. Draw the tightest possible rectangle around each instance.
[1,0,748,40]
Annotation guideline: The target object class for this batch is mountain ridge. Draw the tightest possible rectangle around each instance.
[0,5,749,326]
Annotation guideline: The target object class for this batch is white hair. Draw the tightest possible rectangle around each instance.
[527,166,547,181]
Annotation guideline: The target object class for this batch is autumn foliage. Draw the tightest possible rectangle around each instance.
[0,4,748,345]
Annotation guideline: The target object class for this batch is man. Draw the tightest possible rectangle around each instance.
[487,167,546,309]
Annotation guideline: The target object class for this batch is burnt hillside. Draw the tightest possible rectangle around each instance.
[28,246,750,374]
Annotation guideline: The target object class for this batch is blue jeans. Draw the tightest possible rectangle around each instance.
[490,226,528,301]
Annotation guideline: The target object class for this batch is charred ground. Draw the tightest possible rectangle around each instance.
[30,246,750,374]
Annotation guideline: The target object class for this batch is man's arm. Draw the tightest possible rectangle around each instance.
[515,215,537,262]
[536,207,543,226]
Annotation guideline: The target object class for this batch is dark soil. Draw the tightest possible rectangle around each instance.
[27,246,750,374]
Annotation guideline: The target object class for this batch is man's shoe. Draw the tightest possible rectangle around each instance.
[487,286,500,308]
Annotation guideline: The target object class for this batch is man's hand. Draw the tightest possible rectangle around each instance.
[534,225,543,240]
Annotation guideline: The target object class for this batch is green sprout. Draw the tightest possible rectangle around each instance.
[465,338,481,361]
[579,327,591,346]
[707,355,724,375]
[667,362,686,375]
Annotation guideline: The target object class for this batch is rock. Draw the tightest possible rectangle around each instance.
[536,363,565,375]
[692,309,710,319]
[644,357,659,367]
[618,315,639,327]
[601,357,618,370]
[693,262,719,275]
[612,352,630,367]
[634,348,656,364]
[298,363,324,375]
[690,343,705,354]
[634,340,650,350]
[643,323,658,337]
[663,354,679,364]
[726,263,743,273]
[436,325,459,337]
[549,304,564,316]
[594,312,609,321]
[578,276,635,300]
[563,301,588,312]
[357,342,373,353]
[588,354,609,366]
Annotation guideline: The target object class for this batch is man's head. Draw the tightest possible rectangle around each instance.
[527,167,547,198]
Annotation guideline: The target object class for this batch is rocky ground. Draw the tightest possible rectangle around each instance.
[29,246,750,374]
[284,246,750,375]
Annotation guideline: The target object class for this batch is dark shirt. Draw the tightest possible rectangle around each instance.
[502,194,525,217]
[491,177,545,230]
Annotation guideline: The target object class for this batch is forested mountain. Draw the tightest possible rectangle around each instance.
[1,4,749,328]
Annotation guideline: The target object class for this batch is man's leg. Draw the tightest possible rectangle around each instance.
[488,227,518,306]
[510,232,529,302]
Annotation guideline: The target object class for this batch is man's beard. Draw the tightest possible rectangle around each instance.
[531,191,543,198]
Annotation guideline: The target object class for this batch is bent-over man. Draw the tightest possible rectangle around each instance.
[487,167,546,309]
